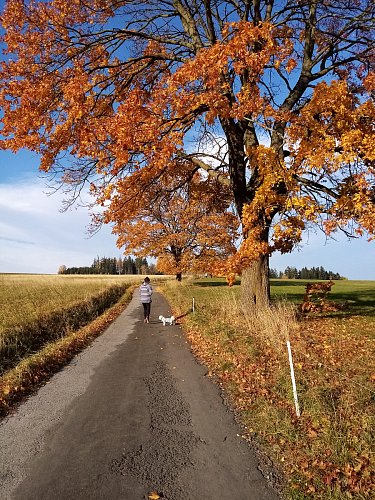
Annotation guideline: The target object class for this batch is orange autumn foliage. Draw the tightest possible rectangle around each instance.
[0,1,374,304]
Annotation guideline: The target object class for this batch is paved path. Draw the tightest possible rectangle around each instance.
[0,291,280,500]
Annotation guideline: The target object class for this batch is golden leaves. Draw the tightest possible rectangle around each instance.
[363,72,375,92]
[148,492,161,500]
[285,58,297,73]
[168,21,289,125]
[287,80,372,172]
[105,166,239,277]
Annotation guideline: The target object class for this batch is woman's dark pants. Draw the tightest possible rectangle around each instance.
[142,302,151,320]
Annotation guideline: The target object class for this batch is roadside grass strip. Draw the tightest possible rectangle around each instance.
[161,278,375,499]
[0,284,129,374]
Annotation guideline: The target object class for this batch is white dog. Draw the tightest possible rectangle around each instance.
[159,315,175,326]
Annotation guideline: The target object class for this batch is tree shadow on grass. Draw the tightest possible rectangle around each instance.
[272,281,375,319]
[324,289,375,318]
[193,279,240,287]
[271,280,311,288]
[175,309,193,322]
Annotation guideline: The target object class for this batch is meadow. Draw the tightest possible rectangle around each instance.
[160,278,375,499]
[1,273,141,333]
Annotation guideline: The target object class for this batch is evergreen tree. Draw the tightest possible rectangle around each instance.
[269,268,279,279]
[278,266,343,280]
[61,255,152,275]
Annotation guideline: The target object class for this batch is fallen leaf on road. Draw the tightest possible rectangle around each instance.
[148,492,160,500]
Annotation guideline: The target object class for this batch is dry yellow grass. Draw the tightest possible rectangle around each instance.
[0,274,146,333]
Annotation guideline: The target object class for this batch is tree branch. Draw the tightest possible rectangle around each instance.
[294,174,339,200]
[176,152,231,186]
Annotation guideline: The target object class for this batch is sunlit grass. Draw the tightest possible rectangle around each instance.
[0,273,145,333]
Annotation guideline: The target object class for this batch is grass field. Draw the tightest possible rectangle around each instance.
[271,279,375,316]
[0,273,144,333]
[161,278,375,499]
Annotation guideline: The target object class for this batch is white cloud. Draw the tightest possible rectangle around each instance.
[0,178,122,274]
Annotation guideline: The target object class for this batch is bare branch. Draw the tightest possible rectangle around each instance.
[176,152,231,186]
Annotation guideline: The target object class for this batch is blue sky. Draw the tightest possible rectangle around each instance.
[1,148,374,278]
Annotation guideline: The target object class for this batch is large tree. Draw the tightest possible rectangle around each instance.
[0,0,374,309]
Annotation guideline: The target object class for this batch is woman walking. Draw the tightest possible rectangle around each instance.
[139,277,153,323]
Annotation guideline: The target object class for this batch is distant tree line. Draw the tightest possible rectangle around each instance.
[58,256,160,275]
[269,266,344,280]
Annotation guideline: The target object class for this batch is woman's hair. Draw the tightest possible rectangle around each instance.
[144,277,150,283]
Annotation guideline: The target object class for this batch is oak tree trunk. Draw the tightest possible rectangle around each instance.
[241,254,270,312]
[176,272,182,281]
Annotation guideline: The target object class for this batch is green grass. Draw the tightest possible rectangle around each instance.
[192,277,375,317]
[271,279,375,312]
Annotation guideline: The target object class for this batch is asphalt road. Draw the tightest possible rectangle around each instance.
[0,291,280,500]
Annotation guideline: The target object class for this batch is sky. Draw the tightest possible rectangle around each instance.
[1,147,374,278]
[0,149,122,274]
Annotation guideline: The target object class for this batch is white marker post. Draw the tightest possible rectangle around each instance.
[192,297,195,312]
[286,340,301,417]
